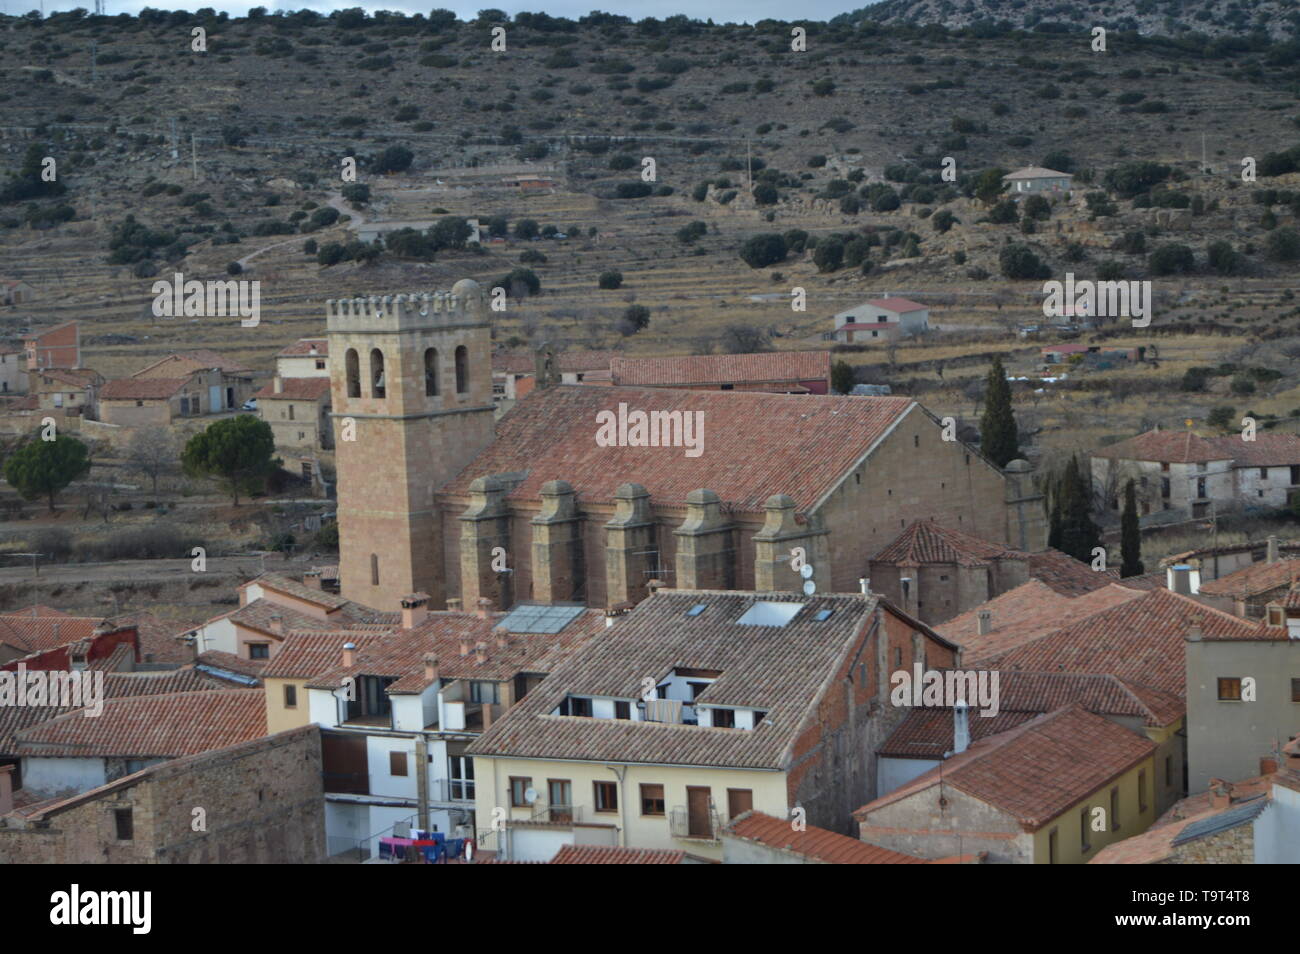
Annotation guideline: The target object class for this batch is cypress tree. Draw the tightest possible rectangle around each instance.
[1058,455,1101,563]
[980,355,1020,468]
[1120,478,1144,577]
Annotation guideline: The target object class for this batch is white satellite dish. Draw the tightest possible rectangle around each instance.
[524,787,538,805]
[799,564,814,580]
[802,580,816,596]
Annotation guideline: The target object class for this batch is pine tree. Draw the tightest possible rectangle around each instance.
[1057,455,1101,563]
[1120,478,1144,578]
[980,355,1020,468]
[831,359,857,395]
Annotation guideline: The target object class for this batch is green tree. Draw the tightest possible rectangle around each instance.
[831,360,856,395]
[1120,479,1144,578]
[4,434,90,511]
[973,167,1008,204]
[739,233,787,269]
[181,415,279,505]
[979,356,1020,468]
[372,145,414,174]
[1056,455,1101,563]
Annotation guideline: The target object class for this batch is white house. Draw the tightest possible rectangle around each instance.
[275,338,330,379]
[832,297,929,344]
[1002,166,1074,195]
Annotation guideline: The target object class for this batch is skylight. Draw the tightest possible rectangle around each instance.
[813,609,834,622]
[499,603,585,634]
[686,604,707,617]
[736,601,804,627]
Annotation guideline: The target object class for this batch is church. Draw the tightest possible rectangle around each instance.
[326,281,1046,612]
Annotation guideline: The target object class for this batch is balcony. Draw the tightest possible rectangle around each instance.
[528,803,586,826]
[669,806,724,842]
[323,772,475,804]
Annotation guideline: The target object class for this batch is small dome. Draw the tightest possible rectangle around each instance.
[1005,459,1032,473]
[451,278,482,301]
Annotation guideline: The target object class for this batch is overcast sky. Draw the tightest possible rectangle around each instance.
[12,1,872,25]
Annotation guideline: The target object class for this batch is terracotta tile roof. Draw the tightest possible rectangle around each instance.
[115,612,197,665]
[872,518,1020,567]
[133,349,251,378]
[726,810,927,863]
[195,651,269,680]
[549,845,689,864]
[967,588,1277,692]
[468,590,897,770]
[1198,559,1300,598]
[1092,429,1235,464]
[249,573,351,611]
[879,671,1185,758]
[99,377,188,400]
[262,631,387,679]
[609,351,831,388]
[302,608,605,693]
[253,377,332,401]
[1207,433,1300,467]
[277,338,329,357]
[441,386,915,513]
[0,614,103,655]
[492,349,621,375]
[1027,548,1119,596]
[5,604,73,618]
[14,688,266,758]
[1113,570,1168,590]
[864,297,928,313]
[856,705,1156,831]
[36,368,99,388]
[1089,777,1273,864]
[0,668,228,752]
[939,581,1144,656]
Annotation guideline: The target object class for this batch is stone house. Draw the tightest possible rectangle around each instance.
[275,338,330,379]
[0,347,28,394]
[131,349,256,413]
[23,320,78,371]
[254,376,333,450]
[33,367,101,416]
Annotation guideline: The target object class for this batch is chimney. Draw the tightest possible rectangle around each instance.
[953,699,971,755]
[1261,756,1279,775]
[1186,617,1203,643]
[459,639,471,656]
[423,652,439,683]
[476,597,493,620]
[0,764,13,816]
[1267,535,1280,564]
[1208,778,1232,810]
[474,641,487,665]
[976,610,992,636]
[273,375,284,394]
[647,579,665,595]
[268,614,283,636]
[446,597,462,611]
[605,601,634,627]
[341,641,356,668]
[401,593,429,630]
[493,625,509,649]
[859,577,870,594]
[1169,564,1192,595]
[303,568,323,591]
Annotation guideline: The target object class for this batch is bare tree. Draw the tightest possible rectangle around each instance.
[125,428,178,497]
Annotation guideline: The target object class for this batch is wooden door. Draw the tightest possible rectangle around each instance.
[686,786,712,838]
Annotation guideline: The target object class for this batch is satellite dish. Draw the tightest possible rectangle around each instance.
[799,564,814,580]
[802,580,816,596]
[524,787,538,805]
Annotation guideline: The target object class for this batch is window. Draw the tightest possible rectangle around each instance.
[455,345,469,394]
[1110,787,1120,830]
[1260,467,1268,479]
[1138,770,1148,812]
[371,553,379,586]
[449,755,475,800]
[558,696,593,717]
[614,700,630,720]
[1079,808,1090,852]
[114,808,134,841]
[1196,478,1207,499]
[283,684,297,708]
[593,780,618,813]
[726,788,753,819]
[1160,462,1170,473]
[390,751,408,777]
[1048,828,1058,864]
[1291,678,1300,703]
[1165,756,1173,787]
[640,783,665,816]
[315,359,326,370]
[509,776,532,808]
[1217,677,1243,701]
[345,348,360,398]
[1161,477,1171,498]
[894,648,902,668]
[424,348,439,396]
[370,349,385,398]
[469,681,499,704]
[914,434,919,448]
[1269,606,1285,627]
[288,404,295,421]
[248,643,270,660]
[711,708,736,728]
[547,779,572,816]
[135,400,143,407]
[687,681,709,702]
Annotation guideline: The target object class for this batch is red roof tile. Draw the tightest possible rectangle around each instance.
[1093,429,1234,464]
[0,614,103,655]
[440,386,914,513]
[873,519,1020,567]
[99,377,189,400]
[253,377,332,401]
[726,810,927,863]
[1198,559,1300,598]
[549,845,689,864]
[864,297,927,313]
[276,338,329,357]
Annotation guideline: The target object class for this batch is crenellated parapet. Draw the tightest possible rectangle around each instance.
[326,280,486,332]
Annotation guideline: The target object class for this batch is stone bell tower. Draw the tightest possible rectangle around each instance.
[327,280,495,610]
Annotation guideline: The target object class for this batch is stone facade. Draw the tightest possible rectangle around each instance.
[1155,823,1253,863]
[0,726,325,864]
